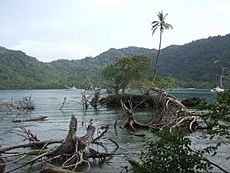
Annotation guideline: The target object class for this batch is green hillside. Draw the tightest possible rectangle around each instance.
[0,46,67,89]
[0,33,229,89]
[159,34,230,87]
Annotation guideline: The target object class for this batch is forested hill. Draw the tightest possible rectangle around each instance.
[0,46,66,89]
[0,33,230,89]
[51,46,155,68]
[52,34,230,88]
[159,34,230,87]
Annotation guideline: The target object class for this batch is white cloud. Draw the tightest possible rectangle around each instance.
[12,40,94,62]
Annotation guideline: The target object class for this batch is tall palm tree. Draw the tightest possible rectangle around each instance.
[151,11,173,67]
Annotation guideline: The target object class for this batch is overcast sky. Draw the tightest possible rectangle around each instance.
[0,0,230,62]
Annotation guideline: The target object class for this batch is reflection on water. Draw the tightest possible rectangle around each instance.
[0,89,229,172]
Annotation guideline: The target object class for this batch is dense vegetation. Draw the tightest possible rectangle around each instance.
[0,33,230,89]
[102,56,155,93]
[136,131,215,173]
[135,90,230,173]
[0,47,68,89]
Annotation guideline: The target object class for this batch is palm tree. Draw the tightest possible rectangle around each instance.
[151,11,173,67]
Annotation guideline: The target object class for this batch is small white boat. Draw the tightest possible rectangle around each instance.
[210,86,224,93]
[210,67,225,93]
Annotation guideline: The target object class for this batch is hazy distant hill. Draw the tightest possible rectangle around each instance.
[0,33,230,89]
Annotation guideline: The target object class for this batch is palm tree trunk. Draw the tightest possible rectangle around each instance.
[153,31,162,82]
[156,30,162,67]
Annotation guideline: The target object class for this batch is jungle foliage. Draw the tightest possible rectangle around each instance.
[102,56,155,93]
[135,131,216,173]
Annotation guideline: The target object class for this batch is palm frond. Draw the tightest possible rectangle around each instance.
[151,21,159,25]
[163,13,168,20]
[164,23,173,30]
[157,11,164,21]
[151,22,159,28]
[151,11,173,36]
[151,26,159,35]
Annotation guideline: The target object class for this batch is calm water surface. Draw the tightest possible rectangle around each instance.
[0,89,229,172]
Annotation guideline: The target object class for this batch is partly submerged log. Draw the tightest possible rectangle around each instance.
[0,158,5,173]
[128,132,145,137]
[0,139,63,153]
[40,164,77,173]
[12,116,47,123]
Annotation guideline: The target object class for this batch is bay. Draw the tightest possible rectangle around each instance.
[0,89,229,172]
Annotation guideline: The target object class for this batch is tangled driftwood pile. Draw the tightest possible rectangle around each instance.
[120,86,198,133]
[0,116,118,173]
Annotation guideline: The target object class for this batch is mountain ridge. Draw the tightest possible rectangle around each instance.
[0,33,229,89]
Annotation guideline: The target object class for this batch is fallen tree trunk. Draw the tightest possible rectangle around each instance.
[0,158,5,173]
[0,139,63,153]
[40,164,77,173]
[2,115,118,173]
[12,116,47,123]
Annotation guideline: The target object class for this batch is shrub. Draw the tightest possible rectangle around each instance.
[136,131,213,173]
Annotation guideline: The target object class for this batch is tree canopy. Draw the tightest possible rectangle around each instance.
[102,56,154,94]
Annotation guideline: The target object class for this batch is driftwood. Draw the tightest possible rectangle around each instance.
[40,164,77,173]
[0,96,35,115]
[90,88,100,108]
[0,158,5,173]
[120,100,150,131]
[12,116,47,123]
[80,88,101,110]
[128,132,145,137]
[1,115,118,173]
[59,97,67,111]
[148,86,197,132]
[0,139,63,153]
[120,86,198,133]
[81,90,89,110]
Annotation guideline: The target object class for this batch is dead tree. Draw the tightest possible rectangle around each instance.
[0,96,35,115]
[121,86,198,133]
[80,88,101,110]
[90,88,100,108]
[121,100,150,131]
[0,116,118,173]
[147,86,197,132]
[59,97,67,111]
[81,90,89,110]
